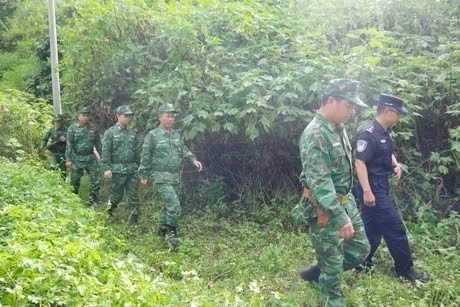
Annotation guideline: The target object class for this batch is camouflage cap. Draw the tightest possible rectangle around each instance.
[324,78,368,107]
[78,106,92,114]
[158,103,178,114]
[54,114,64,121]
[115,105,134,115]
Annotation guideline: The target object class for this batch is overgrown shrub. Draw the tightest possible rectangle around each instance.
[0,89,51,162]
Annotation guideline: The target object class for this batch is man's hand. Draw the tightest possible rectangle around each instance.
[45,149,52,155]
[104,170,112,179]
[140,178,148,187]
[65,161,72,168]
[339,222,355,239]
[363,190,376,207]
[393,164,402,180]
[59,136,66,142]
[194,160,203,172]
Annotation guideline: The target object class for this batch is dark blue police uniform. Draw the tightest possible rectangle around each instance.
[353,118,413,274]
[353,94,428,282]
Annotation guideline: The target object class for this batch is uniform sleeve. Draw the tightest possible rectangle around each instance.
[355,131,374,162]
[138,132,155,180]
[181,141,197,164]
[65,125,75,161]
[41,129,52,148]
[101,129,112,172]
[300,131,350,230]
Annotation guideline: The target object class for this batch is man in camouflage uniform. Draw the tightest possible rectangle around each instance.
[65,107,102,205]
[102,105,140,225]
[296,79,370,307]
[139,104,203,244]
[42,114,67,179]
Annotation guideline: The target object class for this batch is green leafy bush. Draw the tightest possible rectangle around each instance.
[0,90,51,161]
[0,161,173,305]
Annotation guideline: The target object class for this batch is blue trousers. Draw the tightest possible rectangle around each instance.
[353,176,413,274]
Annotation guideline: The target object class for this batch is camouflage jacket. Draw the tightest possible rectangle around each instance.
[65,123,102,164]
[139,126,196,183]
[299,112,353,229]
[42,126,67,154]
[101,124,140,174]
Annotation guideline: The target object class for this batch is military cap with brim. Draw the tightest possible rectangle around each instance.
[78,106,92,114]
[116,105,134,115]
[159,103,178,114]
[378,93,408,113]
[324,78,368,108]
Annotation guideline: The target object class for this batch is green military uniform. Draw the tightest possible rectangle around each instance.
[102,105,140,224]
[296,79,370,307]
[66,107,101,204]
[42,114,67,178]
[139,104,197,236]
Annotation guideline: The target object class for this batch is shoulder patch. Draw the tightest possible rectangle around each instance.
[366,125,374,133]
[356,140,368,152]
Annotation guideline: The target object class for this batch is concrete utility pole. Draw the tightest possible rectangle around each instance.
[47,0,62,115]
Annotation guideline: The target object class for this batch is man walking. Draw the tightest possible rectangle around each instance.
[139,104,202,245]
[42,114,67,179]
[102,105,140,225]
[353,93,429,282]
[297,79,370,307]
[65,107,102,205]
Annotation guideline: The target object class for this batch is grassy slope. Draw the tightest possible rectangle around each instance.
[1,161,459,306]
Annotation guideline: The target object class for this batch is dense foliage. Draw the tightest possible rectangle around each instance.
[0,1,459,305]
[0,1,459,208]
[0,89,51,161]
[0,158,459,305]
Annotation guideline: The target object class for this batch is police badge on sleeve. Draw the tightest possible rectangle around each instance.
[356,140,368,152]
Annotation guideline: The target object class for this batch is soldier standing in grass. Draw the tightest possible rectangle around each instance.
[139,104,202,245]
[353,94,429,282]
[65,107,102,205]
[296,79,370,307]
[102,105,140,225]
[42,114,67,179]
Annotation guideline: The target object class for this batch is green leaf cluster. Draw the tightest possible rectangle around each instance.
[1,0,459,206]
[0,90,51,161]
[0,161,171,305]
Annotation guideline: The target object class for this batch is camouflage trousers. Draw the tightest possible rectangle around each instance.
[49,153,66,179]
[309,197,370,307]
[70,159,101,204]
[155,182,181,231]
[109,172,139,223]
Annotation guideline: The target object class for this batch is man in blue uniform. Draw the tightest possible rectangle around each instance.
[353,93,429,282]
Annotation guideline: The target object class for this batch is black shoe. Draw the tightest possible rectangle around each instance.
[299,264,320,283]
[355,260,374,273]
[107,205,116,217]
[398,269,429,283]
[158,227,168,243]
[169,236,181,248]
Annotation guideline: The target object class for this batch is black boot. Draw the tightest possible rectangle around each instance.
[397,269,429,283]
[355,260,374,273]
[299,264,320,283]
[108,203,118,217]
[168,226,181,248]
[158,226,168,243]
